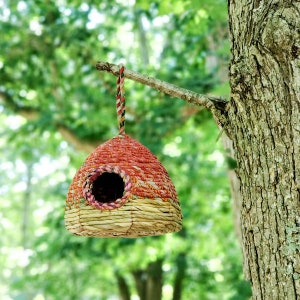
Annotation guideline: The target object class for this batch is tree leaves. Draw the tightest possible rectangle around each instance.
[0,0,251,299]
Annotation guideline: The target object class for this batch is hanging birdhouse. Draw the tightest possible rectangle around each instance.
[65,65,182,237]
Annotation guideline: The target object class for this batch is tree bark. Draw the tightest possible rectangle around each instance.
[146,259,163,300]
[227,1,300,299]
[172,253,187,300]
[115,272,131,300]
[133,269,147,300]
[132,259,163,300]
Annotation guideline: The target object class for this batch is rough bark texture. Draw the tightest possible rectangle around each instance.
[227,1,300,299]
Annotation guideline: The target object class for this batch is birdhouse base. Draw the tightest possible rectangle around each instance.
[65,196,182,238]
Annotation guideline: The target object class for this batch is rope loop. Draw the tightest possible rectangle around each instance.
[116,64,125,135]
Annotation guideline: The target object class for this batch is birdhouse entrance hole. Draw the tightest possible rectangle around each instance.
[83,166,131,210]
[92,172,124,203]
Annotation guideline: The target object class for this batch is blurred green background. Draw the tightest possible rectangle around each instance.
[0,0,251,299]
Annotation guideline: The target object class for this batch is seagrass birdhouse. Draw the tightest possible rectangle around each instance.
[65,65,182,237]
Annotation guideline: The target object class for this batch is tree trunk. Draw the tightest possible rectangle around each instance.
[227,1,300,299]
[172,253,187,300]
[21,163,34,300]
[115,272,131,300]
[21,162,33,249]
[133,269,147,300]
[146,259,163,300]
[132,258,163,300]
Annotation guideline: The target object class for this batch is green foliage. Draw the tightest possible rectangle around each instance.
[0,0,251,299]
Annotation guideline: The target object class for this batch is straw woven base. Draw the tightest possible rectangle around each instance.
[65,196,182,238]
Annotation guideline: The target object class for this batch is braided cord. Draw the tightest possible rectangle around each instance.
[116,64,125,135]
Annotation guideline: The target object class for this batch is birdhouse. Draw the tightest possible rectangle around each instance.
[65,134,182,237]
[65,65,182,237]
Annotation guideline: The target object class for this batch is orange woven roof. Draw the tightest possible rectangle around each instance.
[66,134,179,211]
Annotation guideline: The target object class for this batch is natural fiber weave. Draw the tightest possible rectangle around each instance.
[65,134,182,237]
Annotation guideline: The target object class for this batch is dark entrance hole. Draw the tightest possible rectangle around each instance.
[92,172,125,203]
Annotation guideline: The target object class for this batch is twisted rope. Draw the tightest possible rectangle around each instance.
[116,64,125,135]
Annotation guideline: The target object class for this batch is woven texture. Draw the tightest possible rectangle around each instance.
[65,134,182,237]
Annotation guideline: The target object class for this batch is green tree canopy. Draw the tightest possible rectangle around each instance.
[0,1,251,299]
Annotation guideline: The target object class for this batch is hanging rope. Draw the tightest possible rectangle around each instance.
[116,64,125,135]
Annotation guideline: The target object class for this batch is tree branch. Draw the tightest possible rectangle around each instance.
[95,61,228,113]
[0,91,98,152]
[0,91,39,120]
[57,125,98,152]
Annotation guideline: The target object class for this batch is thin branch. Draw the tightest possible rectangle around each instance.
[0,91,39,120]
[95,61,227,112]
[58,125,98,152]
[1,91,98,152]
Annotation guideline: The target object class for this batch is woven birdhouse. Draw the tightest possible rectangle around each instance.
[65,65,182,237]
